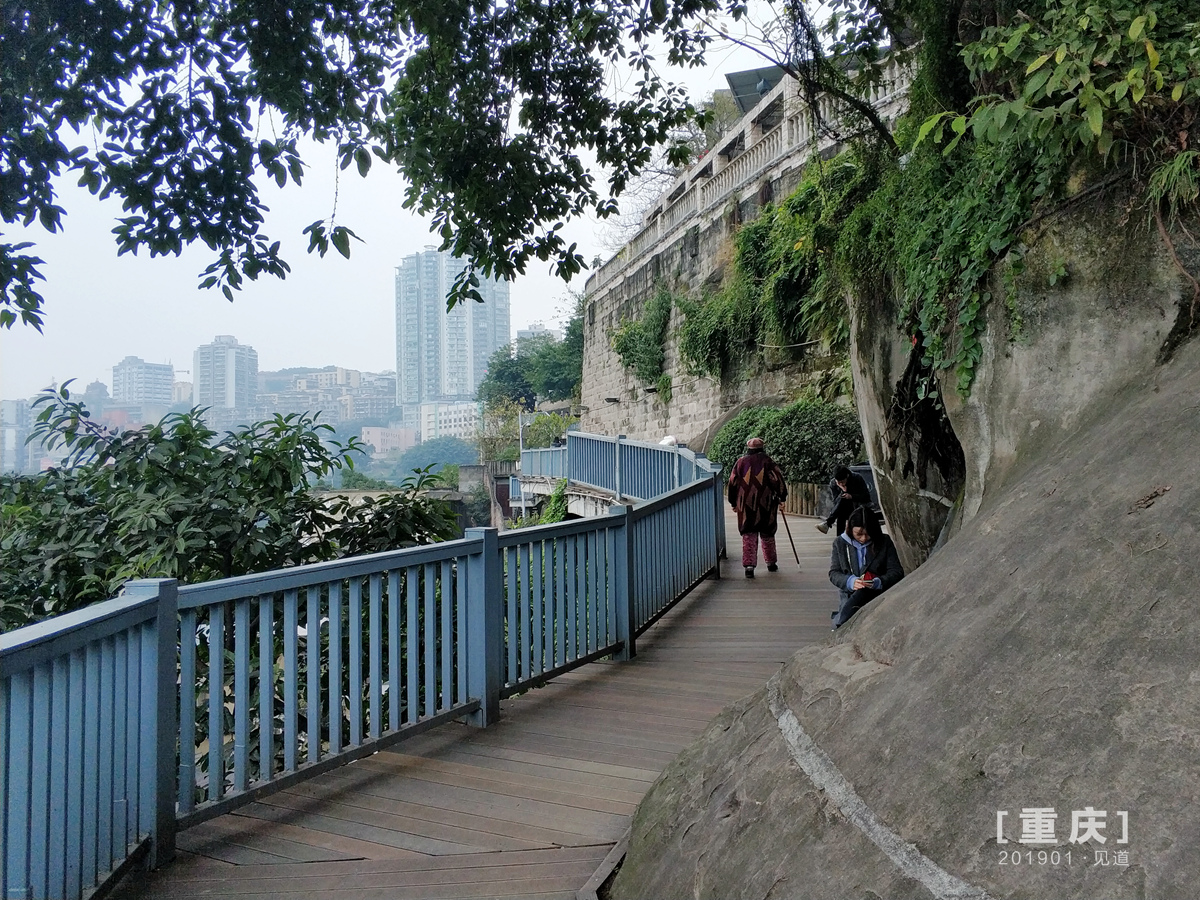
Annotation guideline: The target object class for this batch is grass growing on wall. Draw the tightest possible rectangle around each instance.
[677,148,881,380]
[610,282,676,398]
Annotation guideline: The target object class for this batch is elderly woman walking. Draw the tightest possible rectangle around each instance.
[727,437,788,578]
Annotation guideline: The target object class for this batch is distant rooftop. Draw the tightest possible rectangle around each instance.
[724,65,787,115]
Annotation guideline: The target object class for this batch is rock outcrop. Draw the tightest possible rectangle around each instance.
[611,203,1200,898]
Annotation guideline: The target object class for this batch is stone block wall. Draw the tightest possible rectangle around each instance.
[579,68,911,447]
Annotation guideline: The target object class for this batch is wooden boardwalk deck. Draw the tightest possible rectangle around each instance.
[116,511,838,900]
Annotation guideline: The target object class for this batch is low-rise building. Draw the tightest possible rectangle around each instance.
[419,400,482,442]
[360,427,418,456]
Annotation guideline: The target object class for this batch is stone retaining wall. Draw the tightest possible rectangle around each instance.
[579,66,911,447]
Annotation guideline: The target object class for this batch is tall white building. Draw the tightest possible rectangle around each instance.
[193,336,258,410]
[112,356,174,404]
[1,399,31,473]
[395,248,510,430]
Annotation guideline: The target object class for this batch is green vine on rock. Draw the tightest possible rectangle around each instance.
[902,0,1200,393]
[610,282,675,393]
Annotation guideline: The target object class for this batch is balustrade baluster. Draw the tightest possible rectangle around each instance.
[97,639,115,875]
[555,537,567,667]
[389,570,402,730]
[283,590,299,769]
[65,651,84,899]
[455,560,467,705]
[406,566,419,724]
[532,541,544,677]
[258,595,274,779]
[233,599,250,791]
[368,575,382,739]
[348,580,363,746]
[519,544,531,680]
[110,637,127,860]
[588,530,600,652]
[306,586,321,765]
[207,604,225,801]
[81,645,99,889]
[424,562,437,718]
[506,547,518,682]
[566,537,578,661]
[4,672,30,899]
[441,560,453,709]
[178,609,197,811]
[328,582,343,756]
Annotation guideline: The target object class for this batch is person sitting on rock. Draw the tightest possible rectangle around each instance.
[815,464,872,535]
[828,506,903,630]
[727,436,788,578]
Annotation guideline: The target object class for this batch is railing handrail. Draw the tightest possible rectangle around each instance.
[176,535,482,608]
[0,590,161,670]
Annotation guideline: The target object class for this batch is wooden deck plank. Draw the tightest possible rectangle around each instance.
[358,752,647,808]
[176,815,360,864]
[290,767,629,841]
[126,857,608,896]
[122,509,837,899]
[261,773,601,849]
[379,746,657,795]
[228,803,445,860]
[136,846,612,884]
[255,788,549,853]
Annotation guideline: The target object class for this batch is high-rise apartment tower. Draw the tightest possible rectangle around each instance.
[394,248,510,431]
[192,335,258,410]
[112,356,174,404]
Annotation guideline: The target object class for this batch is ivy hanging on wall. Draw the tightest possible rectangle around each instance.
[610,283,676,400]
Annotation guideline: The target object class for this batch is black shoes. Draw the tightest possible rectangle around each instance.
[767,564,778,572]
[745,567,755,578]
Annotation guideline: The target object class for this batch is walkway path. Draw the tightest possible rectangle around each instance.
[116,511,837,900]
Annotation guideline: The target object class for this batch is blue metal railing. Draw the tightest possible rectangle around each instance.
[1,581,178,900]
[520,446,567,478]
[522,433,715,501]
[1,433,725,900]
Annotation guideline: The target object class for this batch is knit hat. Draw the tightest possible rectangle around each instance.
[745,437,765,450]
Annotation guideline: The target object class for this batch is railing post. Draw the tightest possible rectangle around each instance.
[121,578,179,869]
[607,505,636,660]
[464,528,503,726]
[614,434,624,499]
[705,463,725,571]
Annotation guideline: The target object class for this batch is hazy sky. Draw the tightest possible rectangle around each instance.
[0,31,768,401]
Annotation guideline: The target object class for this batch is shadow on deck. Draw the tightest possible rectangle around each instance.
[115,512,838,900]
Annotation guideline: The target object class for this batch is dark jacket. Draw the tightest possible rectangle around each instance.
[828,471,872,509]
[828,533,904,595]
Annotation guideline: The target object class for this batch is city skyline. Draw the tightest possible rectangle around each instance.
[0,37,762,404]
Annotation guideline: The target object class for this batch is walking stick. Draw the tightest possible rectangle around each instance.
[780,507,801,567]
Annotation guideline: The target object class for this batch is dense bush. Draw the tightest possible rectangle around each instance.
[0,388,458,632]
[708,399,863,485]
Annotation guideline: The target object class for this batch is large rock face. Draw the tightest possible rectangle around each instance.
[611,205,1200,899]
